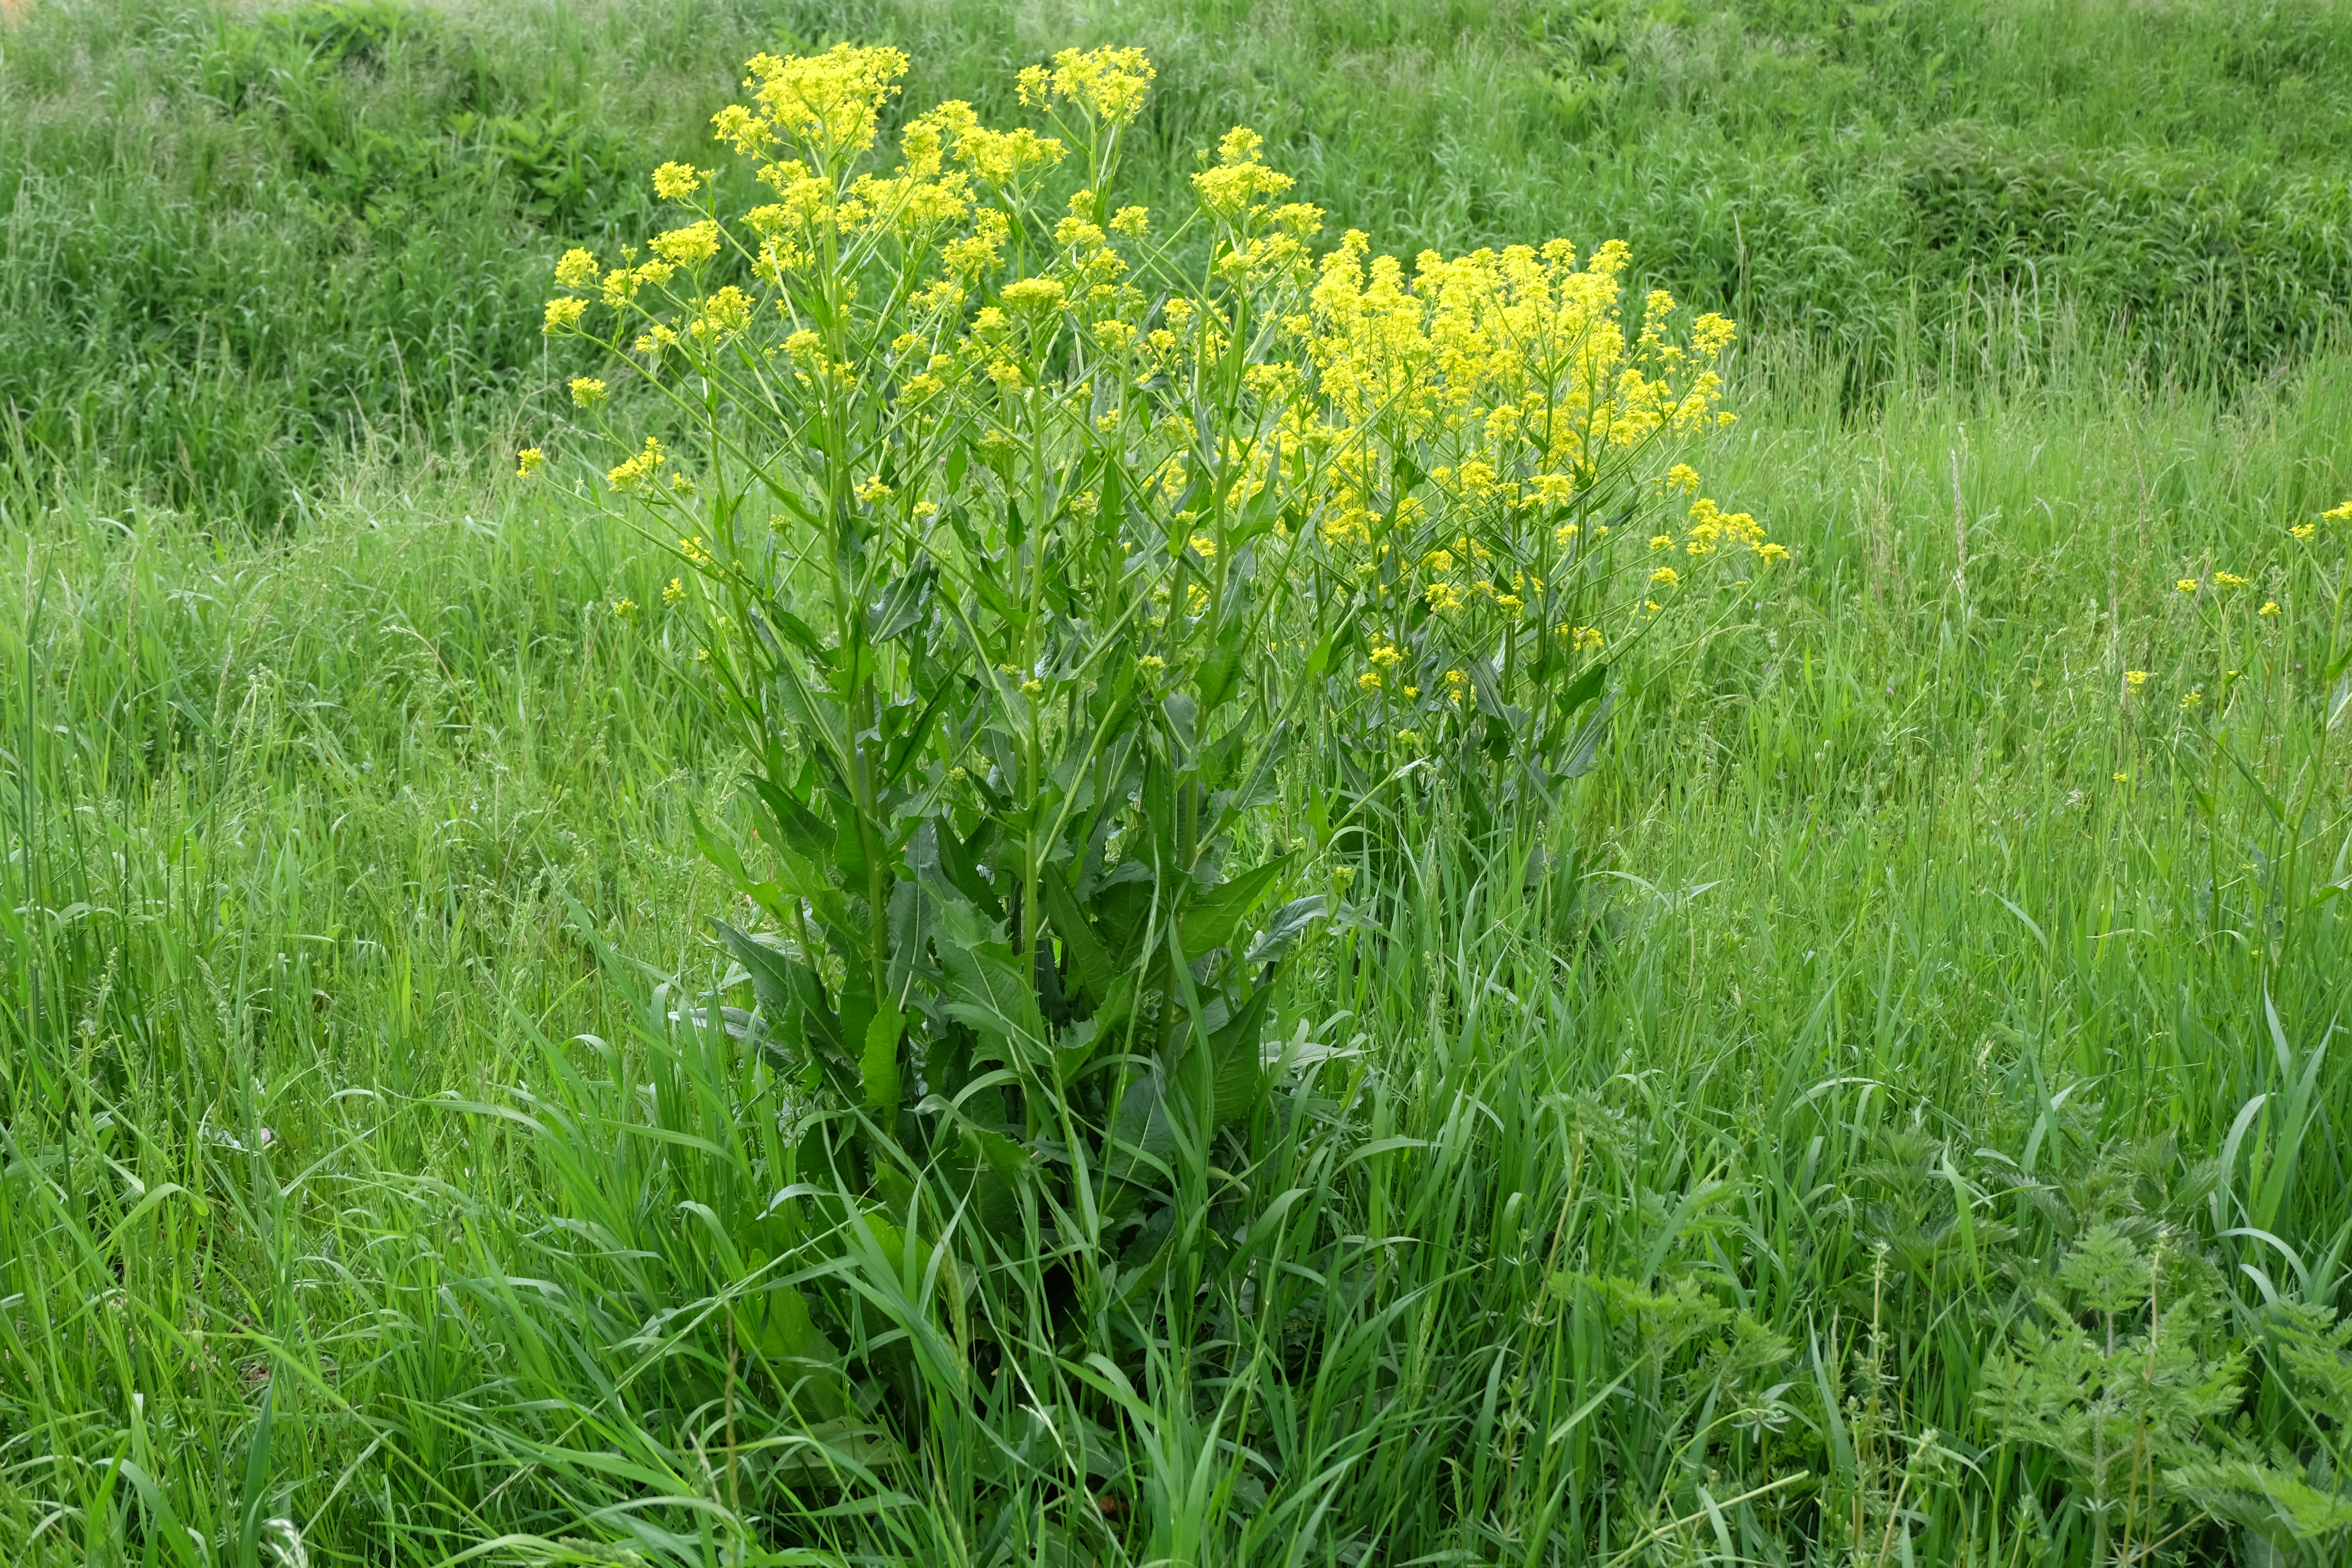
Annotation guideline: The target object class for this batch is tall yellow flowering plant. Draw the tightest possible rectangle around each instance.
[1290,234,1778,832]
[528,43,1775,1311]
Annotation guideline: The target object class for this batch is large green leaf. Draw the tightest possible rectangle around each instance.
[1177,853,1292,956]
[932,898,1050,1069]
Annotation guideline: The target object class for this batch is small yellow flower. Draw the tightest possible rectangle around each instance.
[514,447,546,478]
[569,377,608,407]
[1757,542,1789,563]
[1649,534,1673,551]
[662,577,686,605]
[2260,600,2280,616]
[542,297,588,333]
[2291,523,2317,541]
[1357,671,1383,692]
[1423,549,1454,572]
[2176,578,2197,593]
[1650,566,1679,588]
[2112,772,2128,783]
[2125,670,2148,689]
[679,535,712,565]
[612,598,637,617]
[1189,532,1217,560]
[554,248,599,288]
[1496,594,1523,612]
[652,162,705,200]
[1402,685,1420,699]
[1186,583,1210,615]
[1020,678,1045,697]
[2326,500,2352,523]
[1000,276,1067,314]
[2213,570,2249,587]
[2181,689,2202,710]
[855,475,895,503]
[1666,463,1700,494]
[1369,645,1403,668]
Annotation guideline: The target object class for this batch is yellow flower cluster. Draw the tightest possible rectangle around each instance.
[1016,47,1155,126]
[547,42,1783,780]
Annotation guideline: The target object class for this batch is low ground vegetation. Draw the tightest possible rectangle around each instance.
[4,3,2352,1565]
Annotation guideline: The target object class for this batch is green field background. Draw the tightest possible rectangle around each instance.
[4,2,2351,1563]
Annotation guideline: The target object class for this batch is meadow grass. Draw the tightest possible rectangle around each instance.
[5,1,2352,1563]
[4,0,2349,520]
[6,341,2349,1561]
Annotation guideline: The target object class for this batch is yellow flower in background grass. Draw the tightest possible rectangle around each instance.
[2260,600,2280,616]
[554,248,600,288]
[607,437,666,495]
[730,43,908,162]
[2213,571,2249,587]
[2176,578,2197,593]
[2291,524,2315,540]
[2327,500,2352,523]
[570,377,608,407]
[651,220,721,266]
[515,447,545,478]
[652,162,706,200]
[662,577,686,605]
[1192,127,1294,218]
[2125,670,2148,690]
[1016,47,1156,126]
[543,297,588,333]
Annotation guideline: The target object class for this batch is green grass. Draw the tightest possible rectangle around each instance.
[6,1,2352,1563]
[4,0,2350,522]
[8,350,2350,1561]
